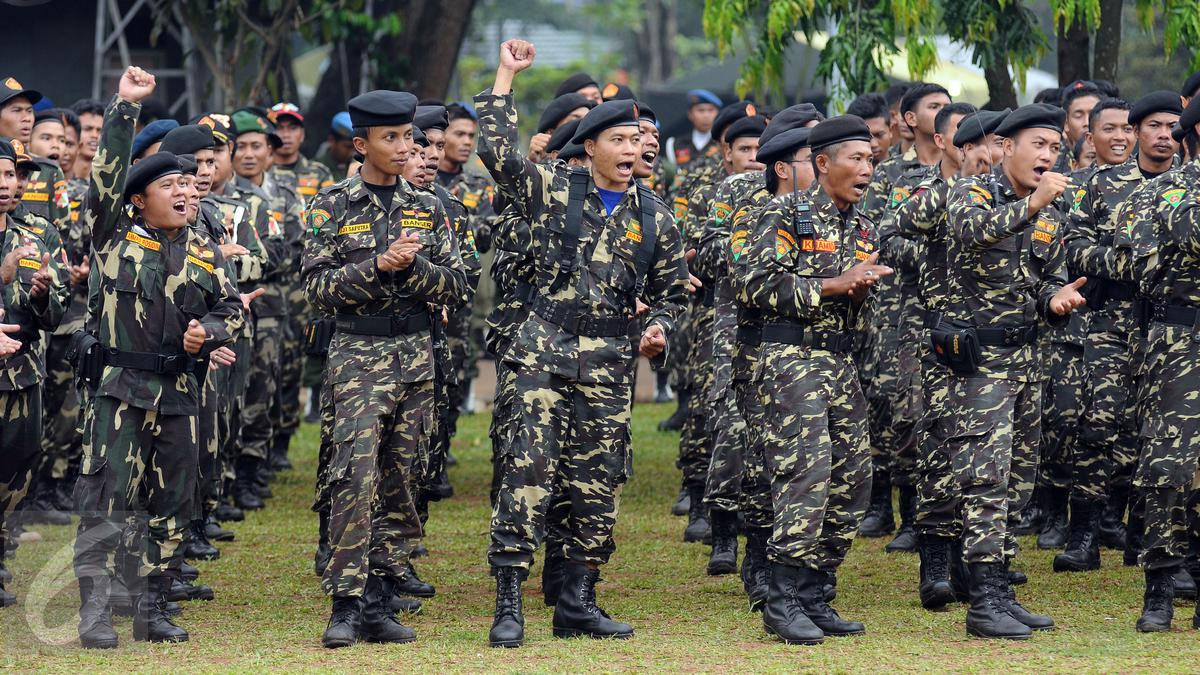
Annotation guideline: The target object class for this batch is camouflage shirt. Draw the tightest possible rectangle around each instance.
[85,96,246,414]
[1134,160,1200,308]
[0,208,68,390]
[198,193,269,286]
[226,176,296,318]
[437,166,496,254]
[20,157,70,233]
[270,154,335,207]
[475,90,689,385]
[894,164,958,315]
[944,168,1070,381]
[302,174,468,385]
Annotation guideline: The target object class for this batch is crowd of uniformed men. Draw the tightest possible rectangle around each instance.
[0,33,1199,650]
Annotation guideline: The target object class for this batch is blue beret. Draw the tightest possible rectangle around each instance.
[687,89,722,108]
[348,90,417,128]
[330,111,353,138]
[125,151,182,202]
[132,119,179,160]
[571,99,640,144]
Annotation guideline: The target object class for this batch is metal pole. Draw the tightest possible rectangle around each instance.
[92,0,106,99]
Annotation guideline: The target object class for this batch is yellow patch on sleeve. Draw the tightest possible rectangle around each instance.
[731,229,748,261]
[125,231,161,251]
[18,258,42,270]
[714,201,733,223]
[1162,188,1187,209]
[889,186,910,208]
[186,254,214,272]
[968,185,992,206]
[775,228,797,258]
[1033,230,1053,244]
[337,222,372,235]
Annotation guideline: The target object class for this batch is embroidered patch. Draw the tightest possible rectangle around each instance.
[800,238,837,253]
[401,218,433,230]
[776,228,797,258]
[1072,188,1087,211]
[732,208,751,227]
[968,185,991,206]
[713,201,733,223]
[18,258,41,270]
[731,229,748,261]
[889,186,910,208]
[125,231,161,251]
[674,148,692,165]
[25,226,44,235]
[1033,230,1053,244]
[186,254,214,273]
[465,227,479,258]
[673,196,689,221]
[309,209,331,234]
[337,222,371,235]
[22,190,48,202]
[462,191,480,209]
[1161,188,1186,209]
[1035,218,1057,235]
[625,220,643,243]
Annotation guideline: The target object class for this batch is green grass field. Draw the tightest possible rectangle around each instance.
[2,402,1199,672]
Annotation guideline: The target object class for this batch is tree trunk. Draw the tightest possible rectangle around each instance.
[983,58,1018,109]
[302,43,362,157]
[1092,0,1123,83]
[1056,14,1091,85]
[379,0,477,99]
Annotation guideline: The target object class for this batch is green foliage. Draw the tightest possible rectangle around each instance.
[1135,0,1200,70]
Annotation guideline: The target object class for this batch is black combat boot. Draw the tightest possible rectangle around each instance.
[1098,483,1129,550]
[885,485,918,552]
[204,514,235,542]
[552,562,634,639]
[304,385,321,424]
[165,577,215,602]
[707,509,739,575]
[214,501,244,523]
[182,520,220,561]
[24,474,72,526]
[949,540,969,603]
[1011,484,1047,536]
[654,370,673,403]
[77,575,118,649]
[180,561,200,582]
[390,596,422,614]
[269,431,293,472]
[1053,498,1102,572]
[541,547,565,606]
[999,560,1054,630]
[683,484,711,544]
[254,463,273,498]
[0,572,14,607]
[314,507,332,576]
[1124,490,1145,566]
[132,576,189,643]
[858,471,894,538]
[396,562,436,598]
[1174,568,1197,601]
[1036,485,1068,550]
[741,527,771,612]
[917,533,956,610]
[1136,568,1175,632]
[965,562,1031,640]
[671,486,690,516]
[233,456,264,511]
[0,532,10,585]
[360,575,417,644]
[801,569,865,636]
[322,595,363,648]
[761,563,824,645]
[489,567,526,648]
[657,386,690,432]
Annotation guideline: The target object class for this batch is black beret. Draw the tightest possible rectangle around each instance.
[177,154,198,175]
[1172,122,1189,143]
[159,124,215,156]
[1129,90,1183,125]
[0,76,41,108]
[637,103,657,125]
[348,90,417,128]
[601,82,636,101]
[756,127,812,164]
[809,115,872,151]
[537,93,593,134]
[231,109,281,148]
[759,103,824,148]
[724,115,768,143]
[555,72,598,98]
[571,99,640,144]
[414,105,448,132]
[952,108,1010,147]
[0,138,15,164]
[993,103,1064,137]
[124,151,182,203]
[412,126,429,147]
[546,119,581,156]
[189,112,233,144]
[558,141,586,162]
[1183,71,1200,99]
[1178,93,1200,137]
[712,101,759,143]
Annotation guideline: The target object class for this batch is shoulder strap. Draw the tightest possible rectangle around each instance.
[633,184,659,299]
[552,167,591,292]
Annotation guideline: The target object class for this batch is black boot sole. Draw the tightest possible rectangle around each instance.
[920,583,957,610]
[1052,558,1100,573]
[707,558,737,576]
[763,623,823,645]
[322,636,356,649]
[552,627,634,639]
[80,636,119,649]
[966,626,1032,640]
[361,634,417,644]
[1135,621,1172,633]
[489,638,524,648]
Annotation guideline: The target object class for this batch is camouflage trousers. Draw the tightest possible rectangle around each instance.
[1135,323,1200,570]
[40,333,82,481]
[488,359,519,506]
[667,305,692,390]
[856,324,898,477]
[944,376,1041,564]
[240,317,282,460]
[1073,327,1140,500]
[887,311,924,487]
[1037,343,1083,490]
[704,386,773,529]
[913,357,961,539]
[321,377,431,597]
[196,370,220,521]
[0,387,41,520]
[744,352,872,570]
[72,395,197,580]
[489,368,631,571]
[277,312,305,440]
[216,335,252,509]
[678,307,715,489]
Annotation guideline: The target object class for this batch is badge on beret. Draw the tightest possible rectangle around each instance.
[745,104,757,117]
[731,229,748,261]
[1161,188,1186,209]
[602,83,619,99]
[4,77,21,90]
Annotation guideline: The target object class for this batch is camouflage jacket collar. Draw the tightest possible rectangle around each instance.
[344,173,417,214]
[809,182,860,226]
[233,174,270,202]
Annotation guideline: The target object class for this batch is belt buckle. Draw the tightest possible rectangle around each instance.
[159,354,180,374]
[1003,326,1021,345]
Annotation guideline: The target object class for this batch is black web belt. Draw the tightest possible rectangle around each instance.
[531,296,631,338]
[736,322,854,353]
[335,311,432,337]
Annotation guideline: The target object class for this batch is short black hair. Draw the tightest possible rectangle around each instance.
[352,126,369,140]
[846,93,889,123]
[1033,87,1062,105]
[764,146,806,194]
[1061,82,1102,111]
[1088,98,1129,128]
[70,98,105,118]
[884,83,911,109]
[446,103,476,124]
[49,107,80,136]
[934,102,977,136]
[1073,134,1089,159]
[1093,80,1120,98]
[900,83,950,118]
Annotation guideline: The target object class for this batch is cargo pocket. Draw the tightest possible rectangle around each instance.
[326,418,359,486]
[1134,419,1190,489]
[414,411,434,488]
[948,417,1001,487]
[73,458,110,516]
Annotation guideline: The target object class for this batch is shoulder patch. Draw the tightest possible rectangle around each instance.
[889,186,911,208]
[731,229,749,262]
[1072,188,1087,210]
[775,228,797,259]
[713,201,733,223]
[967,185,992,206]
[309,208,331,234]
[1161,188,1187,209]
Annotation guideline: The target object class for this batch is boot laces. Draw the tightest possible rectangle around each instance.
[580,569,610,618]
[495,571,522,619]
[926,545,949,579]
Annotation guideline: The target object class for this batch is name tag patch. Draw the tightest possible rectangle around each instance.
[125,231,161,251]
[187,254,214,272]
[338,222,371,235]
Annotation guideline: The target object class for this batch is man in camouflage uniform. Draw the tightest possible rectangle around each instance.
[303,89,466,648]
[477,40,688,648]
[1057,92,1180,573]
[665,89,722,189]
[941,104,1088,640]
[0,137,68,608]
[856,83,950,541]
[228,109,301,509]
[70,67,245,647]
[1128,97,1200,632]
[735,115,892,645]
